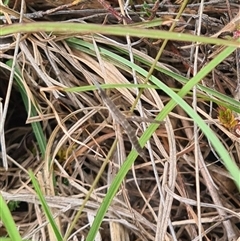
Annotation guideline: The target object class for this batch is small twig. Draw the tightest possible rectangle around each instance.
[40,0,132,23]
[96,85,146,159]
[148,0,160,20]
[211,11,240,37]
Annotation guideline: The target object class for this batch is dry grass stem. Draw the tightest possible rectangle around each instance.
[1,0,240,240]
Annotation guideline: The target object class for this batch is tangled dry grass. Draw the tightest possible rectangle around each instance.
[0,0,240,240]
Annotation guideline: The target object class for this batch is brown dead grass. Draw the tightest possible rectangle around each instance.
[0,0,240,240]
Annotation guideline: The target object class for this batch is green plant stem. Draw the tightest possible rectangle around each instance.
[131,0,189,112]
[0,194,22,241]
[86,41,240,241]
[63,139,118,241]
[0,21,239,47]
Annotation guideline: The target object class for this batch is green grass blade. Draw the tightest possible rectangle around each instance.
[0,21,239,47]
[67,38,240,112]
[0,194,22,241]
[6,60,47,157]
[86,43,240,241]
[28,171,63,241]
